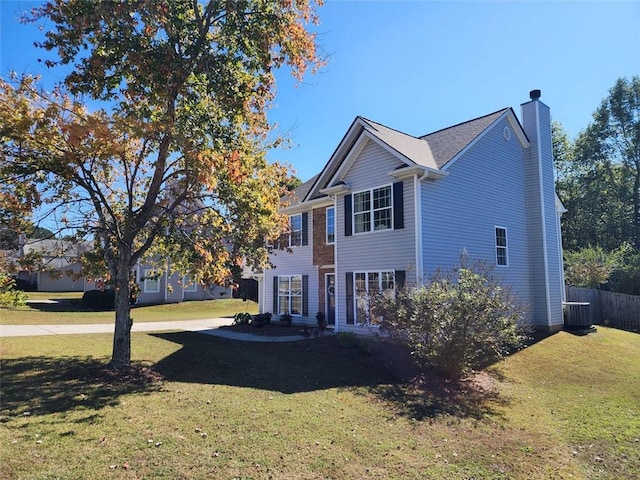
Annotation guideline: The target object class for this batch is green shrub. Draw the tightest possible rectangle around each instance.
[253,312,272,325]
[608,246,640,295]
[564,245,621,289]
[82,289,115,310]
[0,273,27,307]
[337,332,376,354]
[370,255,530,378]
[233,311,252,325]
[337,332,359,349]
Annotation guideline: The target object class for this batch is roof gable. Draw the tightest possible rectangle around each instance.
[420,108,511,168]
[302,107,529,203]
[304,116,437,201]
[359,117,438,170]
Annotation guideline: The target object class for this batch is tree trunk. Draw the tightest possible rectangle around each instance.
[110,253,133,370]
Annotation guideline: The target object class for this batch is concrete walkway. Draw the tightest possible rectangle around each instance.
[0,318,310,342]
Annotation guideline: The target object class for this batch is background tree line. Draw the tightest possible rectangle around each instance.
[553,76,639,294]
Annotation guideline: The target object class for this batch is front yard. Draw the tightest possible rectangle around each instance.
[1,322,638,479]
[0,296,257,325]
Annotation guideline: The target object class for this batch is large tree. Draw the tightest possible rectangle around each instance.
[574,76,640,249]
[0,0,323,369]
[553,77,639,252]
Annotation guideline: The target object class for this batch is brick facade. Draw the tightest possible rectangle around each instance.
[312,207,334,267]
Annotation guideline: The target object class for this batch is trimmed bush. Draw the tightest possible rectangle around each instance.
[82,289,115,310]
[370,255,531,378]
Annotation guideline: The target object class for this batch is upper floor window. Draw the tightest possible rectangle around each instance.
[495,227,508,266]
[353,185,392,234]
[326,206,335,244]
[289,213,302,247]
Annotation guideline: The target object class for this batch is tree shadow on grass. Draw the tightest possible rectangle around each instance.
[24,299,96,313]
[369,374,508,421]
[360,339,510,421]
[1,356,161,420]
[151,331,393,394]
[152,331,506,420]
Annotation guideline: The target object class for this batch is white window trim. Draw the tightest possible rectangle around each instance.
[144,269,161,293]
[352,184,393,235]
[326,206,335,245]
[183,275,198,292]
[278,274,303,317]
[289,213,302,247]
[495,226,509,267]
[354,270,395,323]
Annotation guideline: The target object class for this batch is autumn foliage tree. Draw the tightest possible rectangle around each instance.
[0,0,323,369]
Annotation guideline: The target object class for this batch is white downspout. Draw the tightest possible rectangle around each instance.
[262,270,267,314]
[415,172,429,282]
[333,194,339,333]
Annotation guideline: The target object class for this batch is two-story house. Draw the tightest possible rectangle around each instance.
[257,90,566,333]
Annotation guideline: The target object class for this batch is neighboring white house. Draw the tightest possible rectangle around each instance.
[13,238,232,302]
[253,90,566,333]
[14,238,91,292]
[83,265,232,304]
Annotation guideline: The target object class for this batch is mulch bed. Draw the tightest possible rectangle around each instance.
[219,321,322,337]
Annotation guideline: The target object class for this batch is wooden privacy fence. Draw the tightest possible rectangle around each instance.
[565,286,640,332]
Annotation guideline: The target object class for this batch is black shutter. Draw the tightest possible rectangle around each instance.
[344,194,353,237]
[272,276,278,314]
[393,182,404,230]
[302,275,308,316]
[346,272,354,324]
[301,212,309,246]
[395,270,406,291]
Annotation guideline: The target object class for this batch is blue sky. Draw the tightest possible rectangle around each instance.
[2,0,638,182]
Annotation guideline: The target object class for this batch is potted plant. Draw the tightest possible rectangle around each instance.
[316,311,327,331]
[280,312,292,326]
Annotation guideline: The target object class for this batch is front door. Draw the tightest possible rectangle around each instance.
[326,273,335,325]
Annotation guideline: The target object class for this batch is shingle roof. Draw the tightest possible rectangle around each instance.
[19,239,92,270]
[359,117,438,169]
[22,239,91,256]
[282,174,319,207]
[295,107,513,206]
[419,108,509,168]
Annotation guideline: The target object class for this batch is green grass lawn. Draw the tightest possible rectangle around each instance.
[26,291,85,301]
[0,298,258,325]
[1,326,638,479]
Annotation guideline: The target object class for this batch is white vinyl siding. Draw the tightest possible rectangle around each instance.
[421,116,532,310]
[336,139,417,331]
[265,211,316,323]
